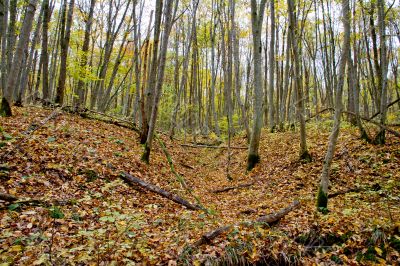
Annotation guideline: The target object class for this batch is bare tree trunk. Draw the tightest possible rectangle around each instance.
[210,0,220,137]
[247,0,267,171]
[374,0,388,144]
[41,0,50,103]
[15,2,44,106]
[288,0,311,162]
[55,0,74,105]
[268,0,275,131]
[1,0,38,116]
[233,13,250,140]
[0,0,8,93]
[170,1,199,139]
[317,0,350,209]
[140,0,163,144]
[142,0,178,163]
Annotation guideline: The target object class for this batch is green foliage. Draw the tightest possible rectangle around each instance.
[49,206,64,219]
[8,203,21,211]
[2,131,13,141]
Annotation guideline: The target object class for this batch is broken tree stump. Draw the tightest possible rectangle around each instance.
[194,200,300,247]
[120,172,201,211]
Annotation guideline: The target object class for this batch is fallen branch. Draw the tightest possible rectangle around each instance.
[155,136,205,209]
[194,200,300,247]
[179,162,195,170]
[120,172,201,211]
[0,192,73,208]
[342,110,400,138]
[181,144,247,150]
[305,108,400,139]
[0,192,18,202]
[211,181,256,193]
[305,108,334,122]
[369,98,400,120]
[256,200,300,223]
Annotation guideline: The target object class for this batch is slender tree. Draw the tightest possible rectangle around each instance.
[317,0,351,209]
[247,0,267,171]
[142,0,178,163]
[55,0,75,105]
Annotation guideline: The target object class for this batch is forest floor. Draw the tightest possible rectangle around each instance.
[0,106,399,265]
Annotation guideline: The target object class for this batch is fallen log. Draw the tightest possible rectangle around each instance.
[211,181,255,193]
[194,200,300,247]
[120,172,201,211]
[181,144,247,150]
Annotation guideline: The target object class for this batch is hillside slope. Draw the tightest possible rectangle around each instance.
[1,107,399,265]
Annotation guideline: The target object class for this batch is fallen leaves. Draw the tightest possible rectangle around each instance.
[0,107,399,264]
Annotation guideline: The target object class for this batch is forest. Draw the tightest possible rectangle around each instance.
[0,0,399,264]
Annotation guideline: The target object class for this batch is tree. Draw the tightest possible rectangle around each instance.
[1,0,38,116]
[141,0,178,163]
[374,0,388,144]
[74,0,96,109]
[247,0,267,171]
[41,0,50,103]
[317,0,351,210]
[288,0,312,162]
[268,0,275,132]
[55,0,75,105]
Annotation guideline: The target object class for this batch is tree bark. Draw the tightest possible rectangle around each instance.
[288,0,311,162]
[317,0,350,209]
[1,0,38,117]
[247,0,267,171]
[55,0,75,105]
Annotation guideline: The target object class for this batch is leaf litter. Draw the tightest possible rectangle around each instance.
[0,107,399,265]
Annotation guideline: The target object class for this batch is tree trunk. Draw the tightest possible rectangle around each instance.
[317,0,350,209]
[288,0,311,162]
[55,0,74,105]
[268,0,275,131]
[41,0,50,103]
[142,0,177,163]
[374,0,388,145]
[74,0,96,108]
[1,0,38,117]
[247,0,267,171]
